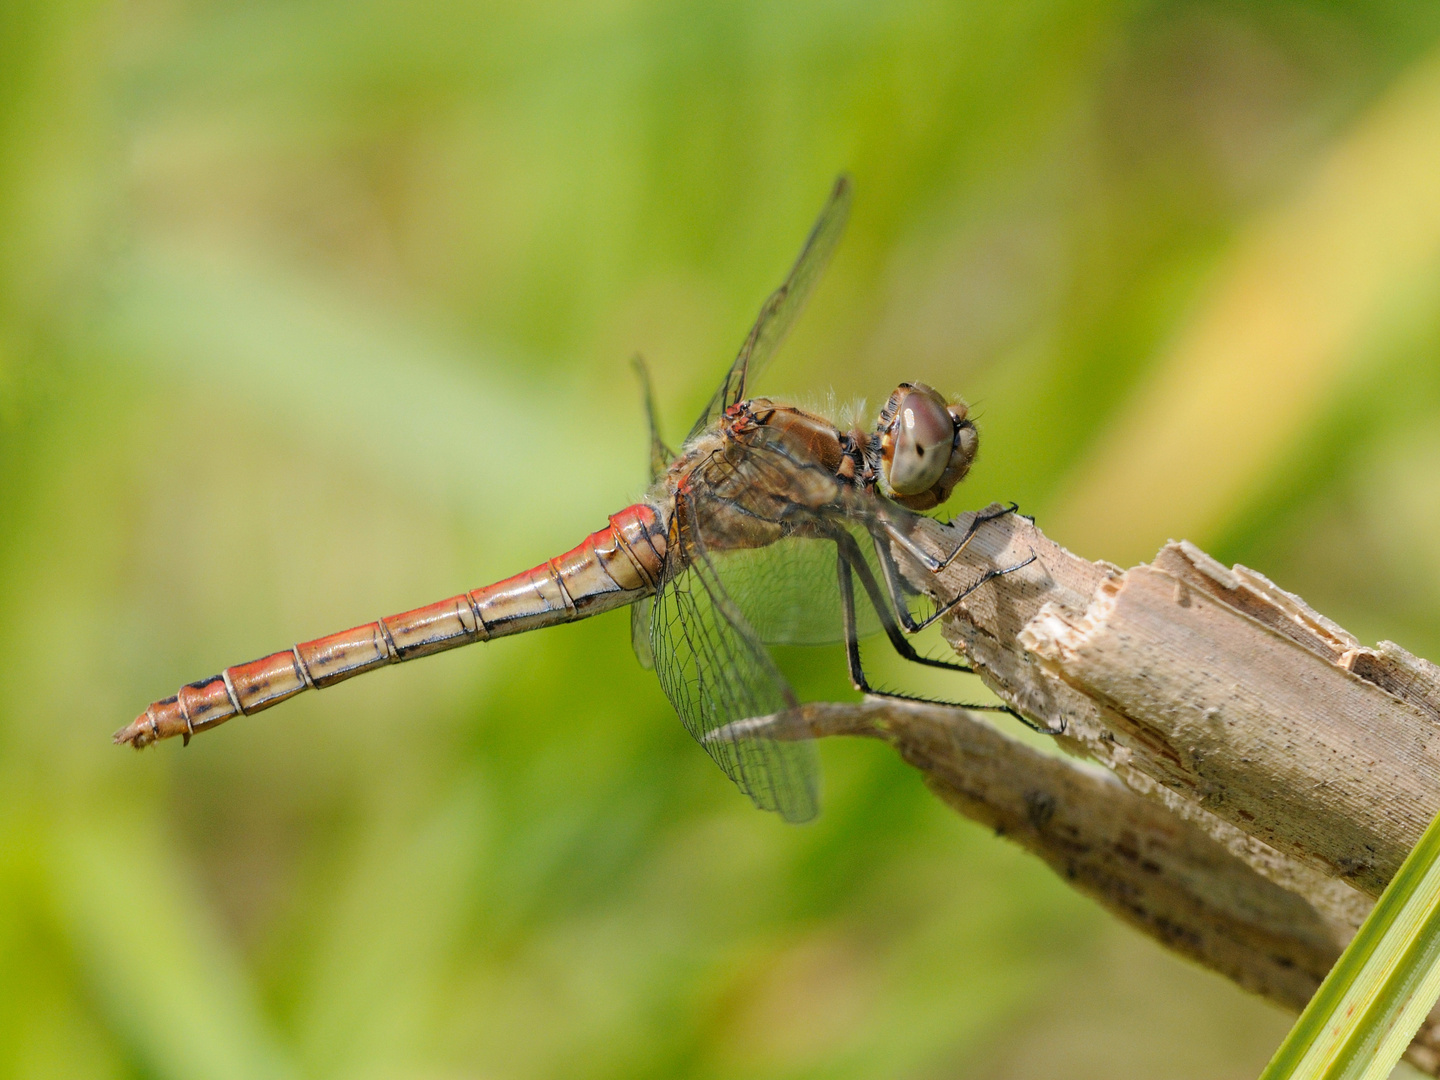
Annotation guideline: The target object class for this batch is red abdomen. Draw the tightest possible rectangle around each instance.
[116,504,669,748]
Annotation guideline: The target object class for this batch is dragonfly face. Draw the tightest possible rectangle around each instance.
[876,383,978,512]
[120,175,1028,823]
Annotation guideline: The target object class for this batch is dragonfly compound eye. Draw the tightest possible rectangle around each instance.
[879,384,978,510]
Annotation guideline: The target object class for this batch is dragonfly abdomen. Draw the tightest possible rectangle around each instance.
[115,504,667,749]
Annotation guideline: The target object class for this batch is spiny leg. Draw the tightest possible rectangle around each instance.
[873,523,1037,634]
[837,539,1062,732]
[872,532,940,634]
[834,539,1016,714]
[921,550,1038,633]
[829,528,972,674]
[877,501,1023,577]
[937,501,1021,572]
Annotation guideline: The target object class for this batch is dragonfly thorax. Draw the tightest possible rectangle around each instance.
[724,398,848,475]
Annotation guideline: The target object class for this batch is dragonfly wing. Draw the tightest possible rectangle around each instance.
[632,354,674,483]
[630,595,655,670]
[650,502,820,822]
[687,176,853,440]
[710,531,882,646]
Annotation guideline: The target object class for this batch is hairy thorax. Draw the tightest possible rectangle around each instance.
[663,399,869,555]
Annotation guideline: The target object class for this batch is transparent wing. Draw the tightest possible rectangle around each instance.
[650,499,820,822]
[710,532,882,646]
[632,354,674,483]
[630,595,655,669]
[686,175,852,440]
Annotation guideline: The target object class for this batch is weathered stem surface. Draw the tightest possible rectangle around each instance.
[808,507,1440,1071]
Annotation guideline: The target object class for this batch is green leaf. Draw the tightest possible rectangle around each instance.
[1261,808,1440,1080]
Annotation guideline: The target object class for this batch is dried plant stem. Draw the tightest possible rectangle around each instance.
[811,507,1440,1072]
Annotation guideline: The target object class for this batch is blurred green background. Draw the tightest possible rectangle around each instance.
[5,1,1440,1077]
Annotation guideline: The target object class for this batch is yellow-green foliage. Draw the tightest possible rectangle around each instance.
[4,2,1440,1077]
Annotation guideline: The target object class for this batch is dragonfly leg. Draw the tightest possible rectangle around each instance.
[917,550,1040,634]
[871,532,938,635]
[874,530,1038,634]
[880,521,945,573]
[878,501,1022,579]
[834,535,1059,732]
[829,530,971,674]
[837,544,1060,732]
[872,515,1040,634]
[834,540,1016,714]
[936,501,1021,572]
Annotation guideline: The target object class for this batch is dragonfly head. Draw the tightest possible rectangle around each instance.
[876,383,977,511]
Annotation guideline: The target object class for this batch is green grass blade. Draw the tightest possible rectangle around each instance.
[1261,808,1440,1080]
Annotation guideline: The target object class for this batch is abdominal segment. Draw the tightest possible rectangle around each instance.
[115,503,668,748]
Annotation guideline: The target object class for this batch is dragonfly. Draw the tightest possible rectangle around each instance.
[116,176,1031,822]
